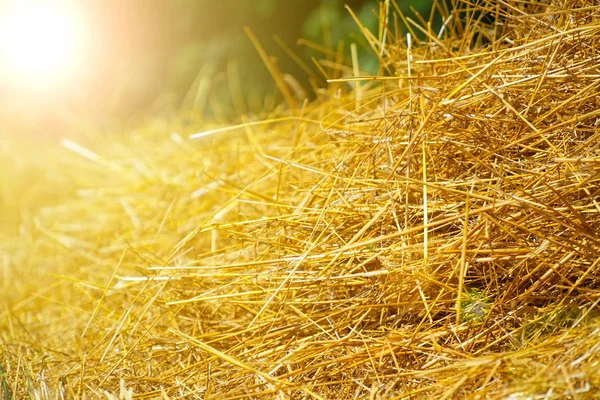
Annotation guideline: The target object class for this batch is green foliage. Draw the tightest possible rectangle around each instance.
[522,304,600,342]
[303,0,381,75]
[163,0,437,118]
[460,288,492,324]
[0,363,9,400]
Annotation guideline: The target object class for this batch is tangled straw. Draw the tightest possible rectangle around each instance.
[2,0,600,398]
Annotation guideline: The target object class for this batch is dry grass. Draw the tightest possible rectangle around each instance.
[3,0,600,398]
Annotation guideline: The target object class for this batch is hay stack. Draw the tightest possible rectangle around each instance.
[2,0,600,398]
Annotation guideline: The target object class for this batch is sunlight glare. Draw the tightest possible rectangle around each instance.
[0,1,87,88]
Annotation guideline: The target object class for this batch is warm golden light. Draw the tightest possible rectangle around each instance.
[0,0,87,88]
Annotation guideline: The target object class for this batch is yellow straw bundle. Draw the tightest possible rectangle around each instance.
[2,1,600,398]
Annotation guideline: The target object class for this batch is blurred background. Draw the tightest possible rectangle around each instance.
[0,0,437,239]
[0,0,435,138]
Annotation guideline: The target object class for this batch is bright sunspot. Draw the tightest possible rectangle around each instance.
[0,1,87,88]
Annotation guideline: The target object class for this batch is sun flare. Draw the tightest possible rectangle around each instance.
[0,1,87,88]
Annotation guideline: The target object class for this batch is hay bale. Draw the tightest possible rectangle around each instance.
[2,0,600,398]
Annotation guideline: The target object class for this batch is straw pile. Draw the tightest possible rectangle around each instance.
[2,0,600,398]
